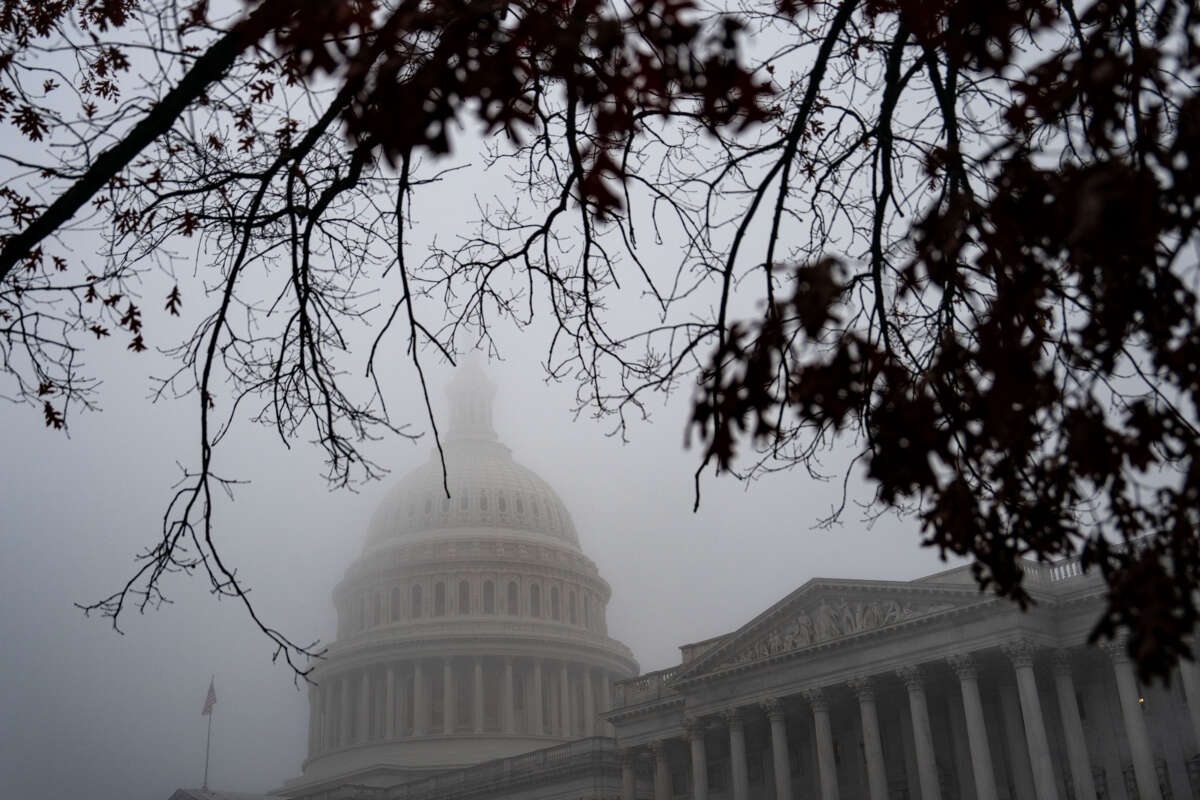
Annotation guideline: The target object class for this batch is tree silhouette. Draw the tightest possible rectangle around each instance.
[1,0,1196,682]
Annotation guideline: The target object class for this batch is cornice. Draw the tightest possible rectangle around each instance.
[672,593,1002,689]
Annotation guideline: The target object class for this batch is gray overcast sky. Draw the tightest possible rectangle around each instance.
[0,333,957,800]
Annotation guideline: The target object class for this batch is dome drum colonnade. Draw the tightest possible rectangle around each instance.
[295,360,638,787]
[616,639,1200,800]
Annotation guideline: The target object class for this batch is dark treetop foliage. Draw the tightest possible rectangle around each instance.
[1,0,1197,683]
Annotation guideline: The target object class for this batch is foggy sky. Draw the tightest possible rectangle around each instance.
[0,25,959,797]
[0,333,959,800]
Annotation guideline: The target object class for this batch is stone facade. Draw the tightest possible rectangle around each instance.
[609,565,1200,800]
[261,365,1200,800]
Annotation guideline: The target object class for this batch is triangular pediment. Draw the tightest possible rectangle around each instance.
[674,579,986,681]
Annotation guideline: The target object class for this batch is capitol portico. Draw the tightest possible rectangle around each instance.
[255,363,1200,800]
[608,568,1200,800]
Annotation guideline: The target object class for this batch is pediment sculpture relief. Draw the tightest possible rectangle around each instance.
[727,597,955,665]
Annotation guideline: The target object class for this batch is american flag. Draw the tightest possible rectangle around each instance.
[202,678,217,716]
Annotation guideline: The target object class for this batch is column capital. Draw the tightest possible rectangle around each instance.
[649,739,668,757]
[618,746,637,767]
[897,664,925,690]
[722,707,744,728]
[947,653,979,681]
[1002,637,1038,668]
[761,696,786,721]
[804,687,829,712]
[847,675,876,701]
[684,715,708,740]
[1103,637,1131,665]
[1051,648,1075,676]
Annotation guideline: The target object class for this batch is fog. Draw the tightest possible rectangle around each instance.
[0,323,961,800]
[1,31,956,797]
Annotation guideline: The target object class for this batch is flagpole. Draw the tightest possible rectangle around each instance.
[202,674,215,791]
[203,709,213,790]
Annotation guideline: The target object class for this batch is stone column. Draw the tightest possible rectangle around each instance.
[1107,641,1163,800]
[531,658,544,735]
[361,670,373,741]
[385,665,396,739]
[413,661,427,736]
[307,686,319,756]
[806,689,840,800]
[600,671,614,736]
[652,740,671,800]
[1051,650,1097,800]
[898,665,942,800]
[687,717,709,800]
[502,657,515,734]
[764,698,794,800]
[443,658,455,734]
[621,748,636,800]
[324,681,333,748]
[1178,651,1200,753]
[398,665,410,736]
[948,654,998,800]
[1004,640,1060,800]
[583,668,596,736]
[474,657,485,734]
[848,678,888,800]
[726,708,750,800]
[340,674,353,745]
[560,662,571,736]
[999,677,1035,800]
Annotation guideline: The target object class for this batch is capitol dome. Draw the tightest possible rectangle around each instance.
[281,359,638,797]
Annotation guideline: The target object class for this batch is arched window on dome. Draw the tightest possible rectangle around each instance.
[498,492,506,512]
[515,497,524,513]
[460,492,469,510]
[530,584,542,618]
[356,596,366,631]
[483,580,495,614]
[568,591,577,625]
[411,584,423,619]
[434,582,446,616]
[550,587,560,621]
[583,594,590,628]
[373,593,382,627]
[531,497,540,517]
[458,581,470,614]
[480,491,489,511]
[391,587,402,621]
[507,581,519,615]
[442,495,450,512]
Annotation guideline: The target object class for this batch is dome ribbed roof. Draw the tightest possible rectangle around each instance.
[365,359,581,549]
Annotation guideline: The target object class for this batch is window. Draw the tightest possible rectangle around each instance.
[480,492,489,511]
[583,595,590,628]
[373,593,382,626]
[483,580,495,613]
[458,581,471,614]
[551,587,560,620]
[442,496,450,512]
[568,591,577,624]
[356,596,366,631]
[507,581,519,615]
[460,492,468,510]
[530,584,541,617]
[434,582,446,616]
[391,587,402,621]
[516,497,524,513]
[411,584,423,618]
[498,493,506,511]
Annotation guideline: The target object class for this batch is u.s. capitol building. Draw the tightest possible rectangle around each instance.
[250,363,1200,800]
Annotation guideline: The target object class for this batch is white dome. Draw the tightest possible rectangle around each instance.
[364,439,581,548]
